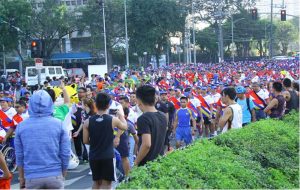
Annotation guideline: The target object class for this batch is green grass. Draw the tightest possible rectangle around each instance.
[118,112,299,189]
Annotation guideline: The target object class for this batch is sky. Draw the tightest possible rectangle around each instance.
[255,0,300,19]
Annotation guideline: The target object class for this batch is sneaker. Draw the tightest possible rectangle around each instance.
[88,170,92,175]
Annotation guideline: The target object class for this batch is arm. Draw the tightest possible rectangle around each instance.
[59,124,71,177]
[3,127,15,142]
[264,98,278,114]
[173,112,178,133]
[190,115,196,136]
[82,119,90,145]
[251,109,256,122]
[0,152,12,179]
[133,134,139,155]
[218,107,232,131]
[134,134,151,166]
[60,82,70,105]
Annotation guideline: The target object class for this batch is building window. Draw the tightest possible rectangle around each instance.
[77,0,82,5]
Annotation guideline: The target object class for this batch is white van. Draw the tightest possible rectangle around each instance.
[25,66,65,86]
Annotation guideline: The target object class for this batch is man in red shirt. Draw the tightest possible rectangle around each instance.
[3,100,28,144]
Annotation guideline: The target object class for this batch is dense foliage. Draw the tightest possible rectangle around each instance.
[118,112,299,189]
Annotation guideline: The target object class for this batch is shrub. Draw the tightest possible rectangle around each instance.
[118,113,299,189]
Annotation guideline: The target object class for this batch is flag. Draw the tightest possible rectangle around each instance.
[187,102,199,117]
[193,93,211,118]
[0,110,15,130]
[248,90,266,110]
[169,97,181,110]
[158,80,169,90]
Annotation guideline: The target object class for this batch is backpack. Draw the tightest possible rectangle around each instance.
[236,97,252,116]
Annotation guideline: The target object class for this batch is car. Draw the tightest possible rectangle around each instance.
[65,68,86,78]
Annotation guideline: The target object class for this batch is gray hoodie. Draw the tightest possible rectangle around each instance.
[15,90,71,179]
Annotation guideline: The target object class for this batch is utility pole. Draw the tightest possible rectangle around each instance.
[124,0,129,68]
[192,1,196,65]
[231,16,234,62]
[2,45,6,73]
[270,0,273,59]
[215,0,224,63]
[100,0,108,67]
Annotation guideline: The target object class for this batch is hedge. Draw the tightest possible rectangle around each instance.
[118,112,299,189]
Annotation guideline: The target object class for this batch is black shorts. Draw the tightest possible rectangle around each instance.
[164,128,172,146]
[196,116,201,123]
[203,117,211,125]
[116,141,129,158]
[89,158,116,181]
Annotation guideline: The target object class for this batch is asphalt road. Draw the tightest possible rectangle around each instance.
[11,163,94,189]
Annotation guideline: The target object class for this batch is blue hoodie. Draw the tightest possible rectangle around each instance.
[15,90,71,180]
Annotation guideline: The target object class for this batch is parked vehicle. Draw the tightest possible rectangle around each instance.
[25,66,65,86]
[65,68,86,78]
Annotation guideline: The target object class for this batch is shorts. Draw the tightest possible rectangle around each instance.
[164,128,172,146]
[89,158,116,182]
[203,117,211,125]
[116,141,129,158]
[176,127,192,145]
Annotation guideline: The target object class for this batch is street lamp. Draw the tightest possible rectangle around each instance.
[231,17,245,62]
[143,52,147,68]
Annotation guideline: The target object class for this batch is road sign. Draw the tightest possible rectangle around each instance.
[34,58,43,69]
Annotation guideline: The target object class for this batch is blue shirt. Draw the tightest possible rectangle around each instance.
[176,108,193,128]
[236,98,254,124]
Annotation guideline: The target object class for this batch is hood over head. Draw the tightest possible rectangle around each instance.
[28,90,54,117]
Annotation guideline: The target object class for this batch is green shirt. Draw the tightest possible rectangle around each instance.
[53,104,69,121]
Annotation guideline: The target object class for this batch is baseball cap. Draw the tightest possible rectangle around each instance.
[0,97,13,102]
[160,90,167,95]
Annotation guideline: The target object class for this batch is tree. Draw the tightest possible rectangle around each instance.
[128,0,186,67]
[274,20,298,55]
[0,0,32,60]
[195,26,218,62]
[28,0,77,59]
[77,0,125,69]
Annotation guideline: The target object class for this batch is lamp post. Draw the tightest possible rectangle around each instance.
[143,52,147,68]
[192,1,196,65]
[231,17,245,62]
[99,0,108,66]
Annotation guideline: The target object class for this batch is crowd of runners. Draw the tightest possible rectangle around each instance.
[0,59,299,189]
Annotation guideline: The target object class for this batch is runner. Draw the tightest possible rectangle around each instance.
[218,87,243,133]
[82,92,127,189]
[235,86,256,126]
[173,96,196,148]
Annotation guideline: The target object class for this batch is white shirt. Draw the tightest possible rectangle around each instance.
[211,93,221,104]
[128,107,138,124]
[132,105,143,118]
[222,103,242,133]
[189,97,201,108]
[20,111,29,120]
[3,107,17,120]
[109,100,124,116]
[256,89,269,101]
[203,94,213,105]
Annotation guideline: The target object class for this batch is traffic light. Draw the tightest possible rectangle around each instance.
[251,8,258,20]
[281,10,286,21]
[31,40,44,58]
